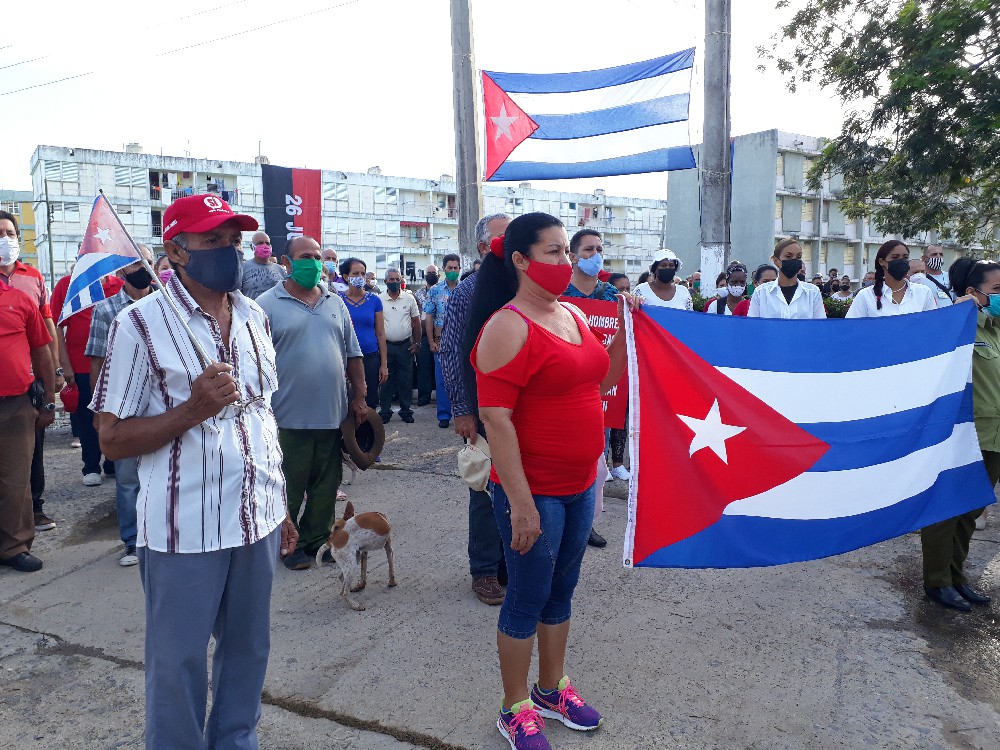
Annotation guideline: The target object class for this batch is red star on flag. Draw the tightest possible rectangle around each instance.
[629,311,829,565]
[482,72,538,180]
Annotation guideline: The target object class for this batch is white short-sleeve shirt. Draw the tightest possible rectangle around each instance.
[90,274,286,553]
[846,281,938,318]
[634,282,693,310]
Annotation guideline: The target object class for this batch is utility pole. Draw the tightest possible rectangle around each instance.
[449,0,483,268]
[699,0,732,291]
[43,178,56,287]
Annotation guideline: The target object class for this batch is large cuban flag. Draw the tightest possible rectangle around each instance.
[481,48,696,181]
[58,195,139,324]
[623,303,996,568]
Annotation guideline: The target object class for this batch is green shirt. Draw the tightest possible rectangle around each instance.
[972,311,1000,452]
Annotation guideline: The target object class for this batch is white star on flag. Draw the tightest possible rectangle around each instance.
[490,103,518,142]
[677,399,746,464]
[93,227,112,244]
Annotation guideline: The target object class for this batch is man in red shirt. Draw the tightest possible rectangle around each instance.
[51,259,123,490]
[0,211,62,532]
[0,277,55,572]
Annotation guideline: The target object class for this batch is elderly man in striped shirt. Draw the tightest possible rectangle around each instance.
[92,195,298,749]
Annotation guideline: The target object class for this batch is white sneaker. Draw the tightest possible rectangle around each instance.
[603,471,613,482]
[119,546,138,567]
[70,438,81,448]
[610,466,631,481]
[82,473,102,486]
[976,515,987,531]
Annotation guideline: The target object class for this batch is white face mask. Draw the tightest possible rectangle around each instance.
[727,284,746,297]
[0,236,19,266]
[909,273,926,284]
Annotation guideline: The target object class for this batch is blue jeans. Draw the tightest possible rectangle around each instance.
[433,351,451,422]
[492,482,595,639]
[115,456,139,547]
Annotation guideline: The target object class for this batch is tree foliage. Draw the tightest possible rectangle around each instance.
[760,0,1000,250]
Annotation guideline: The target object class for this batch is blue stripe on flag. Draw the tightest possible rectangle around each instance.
[65,255,134,302]
[802,386,973,472]
[641,302,978,372]
[490,146,696,181]
[635,462,994,568]
[485,48,695,94]
[530,94,690,140]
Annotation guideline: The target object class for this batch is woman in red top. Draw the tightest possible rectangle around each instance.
[463,212,637,749]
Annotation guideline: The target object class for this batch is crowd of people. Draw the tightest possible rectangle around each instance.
[0,194,995,750]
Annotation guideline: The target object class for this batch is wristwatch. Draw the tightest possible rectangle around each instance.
[43,402,56,412]
[55,368,64,377]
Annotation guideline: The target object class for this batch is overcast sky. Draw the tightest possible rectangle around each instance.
[0,0,844,199]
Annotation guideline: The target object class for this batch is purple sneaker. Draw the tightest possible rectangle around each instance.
[497,699,551,750]
[530,676,602,731]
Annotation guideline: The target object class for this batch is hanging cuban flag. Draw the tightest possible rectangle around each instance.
[623,303,996,569]
[482,48,696,181]
[58,195,139,324]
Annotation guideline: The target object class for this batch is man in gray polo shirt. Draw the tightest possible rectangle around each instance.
[257,235,367,570]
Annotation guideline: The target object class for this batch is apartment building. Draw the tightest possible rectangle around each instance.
[28,144,668,282]
[666,129,962,280]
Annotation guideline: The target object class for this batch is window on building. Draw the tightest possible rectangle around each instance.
[774,197,783,219]
[44,161,79,182]
[114,166,145,187]
[801,200,814,222]
[0,201,20,216]
[776,153,784,177]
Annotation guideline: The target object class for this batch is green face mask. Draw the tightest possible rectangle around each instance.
[290,258,323,289]
[445,270,460,282]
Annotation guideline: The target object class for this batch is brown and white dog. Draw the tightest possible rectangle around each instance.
[315,501,397,611]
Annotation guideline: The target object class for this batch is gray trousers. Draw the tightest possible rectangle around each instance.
[138,527,280,749]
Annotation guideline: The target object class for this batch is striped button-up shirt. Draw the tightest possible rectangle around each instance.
[90,273,286,553]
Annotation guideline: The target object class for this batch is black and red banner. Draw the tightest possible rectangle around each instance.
[261,164,323,259]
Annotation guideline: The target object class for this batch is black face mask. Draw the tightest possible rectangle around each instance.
[886,258,910,281]
[425,273,439,286]
[124,267,153,290]
[780,258,803,279]
[386,281,401,294]
[656,267,676,284]
[839,282,850,291]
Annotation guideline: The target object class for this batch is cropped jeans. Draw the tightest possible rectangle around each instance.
[491,482,595,639]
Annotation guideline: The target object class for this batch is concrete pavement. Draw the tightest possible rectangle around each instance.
[2,403,1000,749]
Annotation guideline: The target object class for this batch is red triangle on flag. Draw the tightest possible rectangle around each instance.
[629,311,829,565]
[482,72,539,180]
[79,196,139,258]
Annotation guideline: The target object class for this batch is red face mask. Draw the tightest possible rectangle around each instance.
[524,258,573,297]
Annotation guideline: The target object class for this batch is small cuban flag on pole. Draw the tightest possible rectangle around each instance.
[58,195,140,324]
[482,48,697,181]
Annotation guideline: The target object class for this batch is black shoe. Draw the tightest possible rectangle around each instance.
[400,413,414,423]
[380,413,392,424]
[587,528,607,548]
[0,552,43,572]
[282,549,312,571]
[438,419,450,429]
[955,584,992,605]
[924,585,972,611]
[417,399,430,407]
[34,512,56,531]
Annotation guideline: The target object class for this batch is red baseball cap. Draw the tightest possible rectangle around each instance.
[162,194,258,242]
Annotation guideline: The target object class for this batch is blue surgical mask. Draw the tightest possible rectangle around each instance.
[349,276,366,289]
[324,261,337,274]
[181,244,243,293]
[979,290,1000,317]
[576,252,604,277]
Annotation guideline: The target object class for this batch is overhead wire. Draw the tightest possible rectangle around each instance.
[1,0,367,96]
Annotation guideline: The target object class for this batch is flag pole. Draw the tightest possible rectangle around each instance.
[98,191,215,369]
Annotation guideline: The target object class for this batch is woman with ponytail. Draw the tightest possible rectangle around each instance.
[919,258,1000,611]
[846,240,936,317]
[462,212,639,749]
